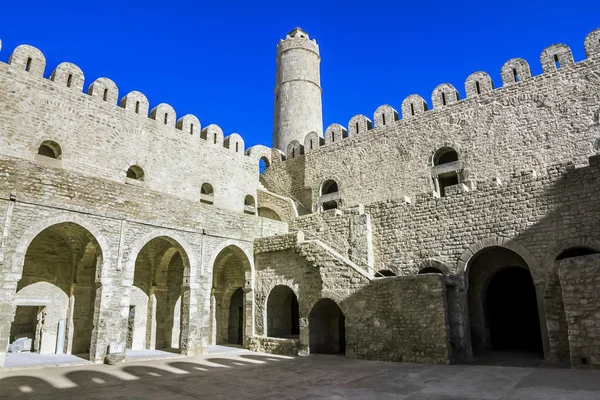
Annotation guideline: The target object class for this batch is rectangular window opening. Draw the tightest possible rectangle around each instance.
[67,74,73,88]
[513,68,519,82]
[292,148,295,158]
[164,114,168,125]
[190,123,194,135]
[581,357,589,365]
[103,88,108,101]
[410,103,415,116]
[213,133,217,144]
[382,113,386,126]
[135,101,140,114]
[310,140,313,150]
[441,92,447,106]
[475,81,481,95]
[355,122,359,133]
[554,54,560,69]
[235,142,239,152]
[25,57,32,72]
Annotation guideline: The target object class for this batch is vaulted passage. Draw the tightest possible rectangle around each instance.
[266,285,299,338]
[130,237,189,352]
[309,299,345,355]
[487,267,542,353]
[212,246,251,346]
[8,223,102,357]
[468,247,543,360]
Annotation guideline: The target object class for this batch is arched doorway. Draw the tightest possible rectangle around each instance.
[467,246,543,360]
[211,246,251,346]
[130,237,189,352]
[266,285,299,338]
[10,222,102,358]
[308,299,345,355]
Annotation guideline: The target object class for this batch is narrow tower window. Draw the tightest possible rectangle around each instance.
[213,133,217,144]
[513,68,519,82]
[103,88,108,101]
[135,101,140,114]
[164,114,168,125]
[190,123,194,135]
[475,81,481,95]
[382,113,386,126]
[441,92,447,106]
[554,54,560,69]
[410,103,415,116]
[235,142,239,152]
[67,74,73,88]
[25,57,32,72]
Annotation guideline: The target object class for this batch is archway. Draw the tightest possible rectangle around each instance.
[467,246,543,359]
[308,299,345,355]
[266,285,299,338]
[258,207,282,221]
[211,245,251,346]
[130,237,189,352]
[9,222,102,357]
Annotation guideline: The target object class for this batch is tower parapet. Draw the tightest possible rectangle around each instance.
[273,27,323,152]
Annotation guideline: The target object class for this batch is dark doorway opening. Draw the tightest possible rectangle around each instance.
[228,288,244,345]
[486,267,543,355]
[308,299,346,355]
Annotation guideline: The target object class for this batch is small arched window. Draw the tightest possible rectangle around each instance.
[126,165,144,181]
[321,179,339,196]
[433,147,459,166]
[244,195,256,215]
[432,147,460,197]
[200,183,214,204]
[418,267,443,274]
[37,140,62,159]
[555,247,599,260]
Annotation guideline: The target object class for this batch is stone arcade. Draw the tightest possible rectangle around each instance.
[1,26,600,369]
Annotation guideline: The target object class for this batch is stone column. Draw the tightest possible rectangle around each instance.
[243,285,253,348]
[298,317,309,356]
[0,278,18,369]
[89,280,129,364]
[535,281,550,360]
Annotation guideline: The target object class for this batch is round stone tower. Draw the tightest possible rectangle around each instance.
[273,28,323,152]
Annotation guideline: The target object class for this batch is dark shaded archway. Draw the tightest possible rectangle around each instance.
[266,285,299,338]
[308,299,345,355]
[486,267,542,354]
[467,246,543,359]
[228,288,244,345]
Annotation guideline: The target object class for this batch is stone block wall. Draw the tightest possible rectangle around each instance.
[344,275,451,364]
[558,254,600,368]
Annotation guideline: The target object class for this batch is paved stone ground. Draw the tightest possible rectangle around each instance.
[0,350,599,399]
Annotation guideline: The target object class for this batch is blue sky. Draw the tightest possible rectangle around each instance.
[0,1,598,148]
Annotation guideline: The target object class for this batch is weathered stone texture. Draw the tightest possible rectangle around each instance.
[345,275,451,364]
[558,254,600,368]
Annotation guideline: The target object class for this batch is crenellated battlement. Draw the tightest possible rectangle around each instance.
[275,28,600,161]
[0,42,256,157]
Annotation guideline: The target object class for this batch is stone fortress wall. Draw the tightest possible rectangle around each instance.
[251,27,600,367]
[262,29,600,211]
[0,37,290,368]
[2,26,600,371]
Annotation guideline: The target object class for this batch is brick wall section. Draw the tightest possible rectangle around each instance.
[558,254,600,368]
[343,275,451,364]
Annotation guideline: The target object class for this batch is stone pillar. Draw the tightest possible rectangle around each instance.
[298,317,309,356]
[243,286,253,348]
[90,280,129,364]
[0,280,18,369]
[148,290,157,350]
[535,281,550,360]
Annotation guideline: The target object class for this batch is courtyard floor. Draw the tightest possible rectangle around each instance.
[1,349,599,399]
